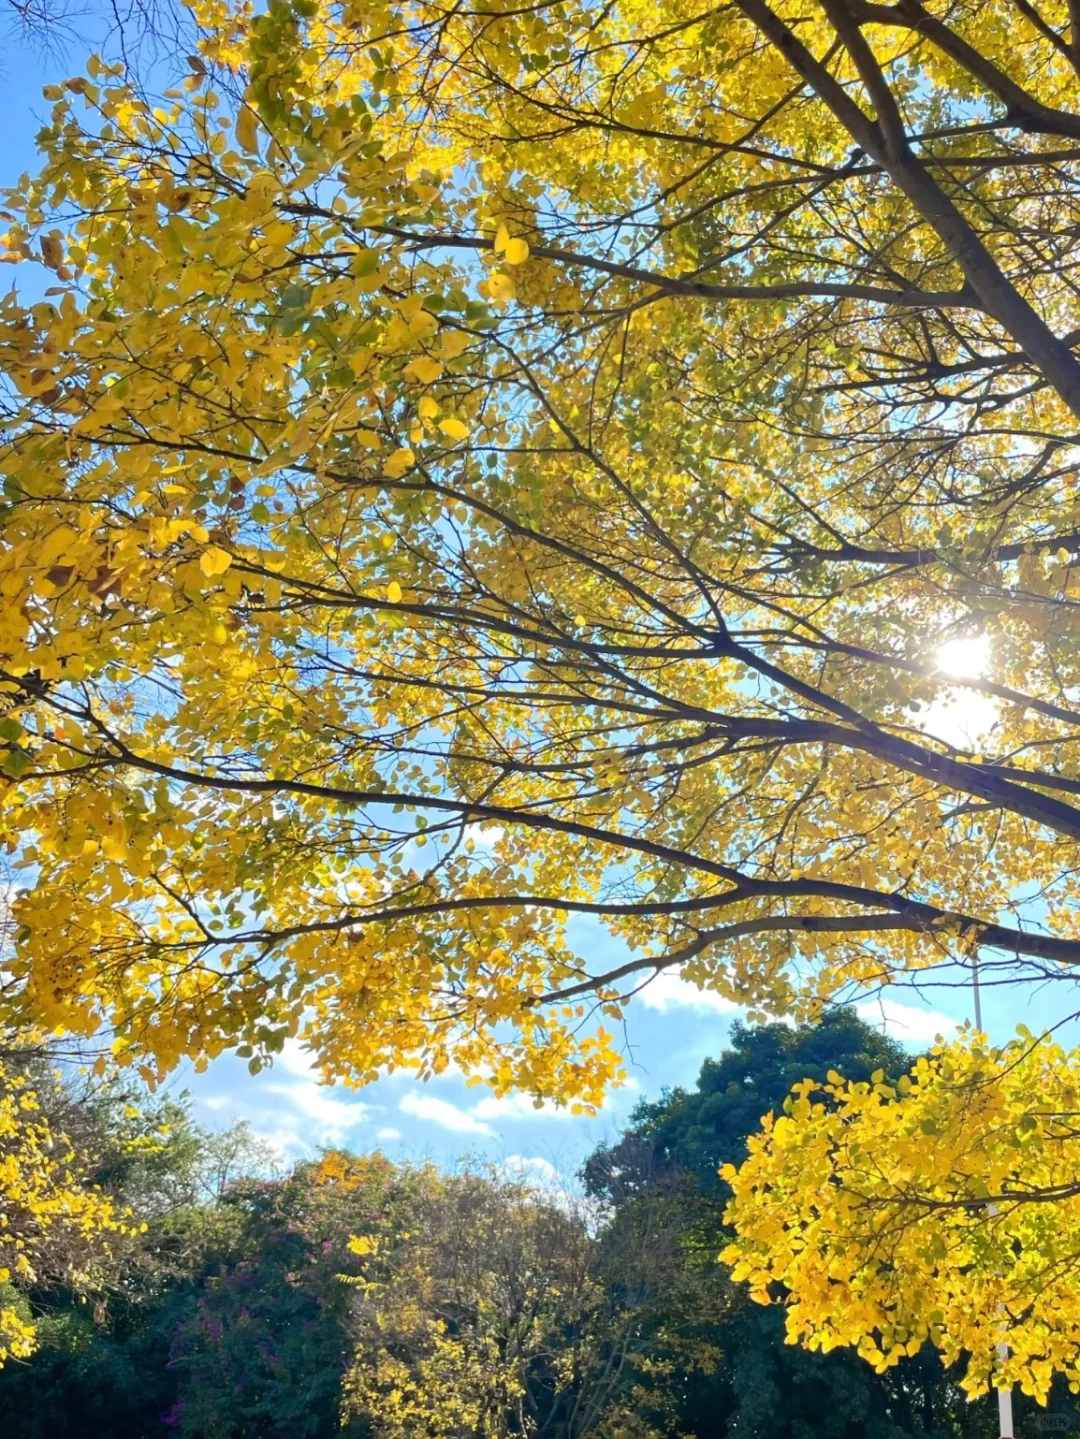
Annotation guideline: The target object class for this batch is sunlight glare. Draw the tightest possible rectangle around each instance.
[934,633,991,680]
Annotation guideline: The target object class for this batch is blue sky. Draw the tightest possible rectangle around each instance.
[3,16,1076,1181]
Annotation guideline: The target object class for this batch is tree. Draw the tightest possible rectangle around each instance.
[0,1075,275,1439]
[0,1047,137,1365]
[164,1160,366,1439]
[585,1010,909,1197]
[6,0,1080,1373]
[722,1027,1080,1403]
[585,1016,999,1439]
[339,1156,600,1439]
[5,0,1080,1098]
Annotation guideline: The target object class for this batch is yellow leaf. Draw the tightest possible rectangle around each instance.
[405,356,444,384]
[384,447,415,478]
[486,272,515,304]
[439,418,469,440]
[504,237,530,265]
[40,235,64,270]
[441,331,471,360]
[235,106,260,155]
[386,580,403,604]
[199,546,233,578]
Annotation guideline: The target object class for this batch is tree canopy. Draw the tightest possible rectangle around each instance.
[0,1034,269,1371]
[5,0,1080,1101]
[0,1049,130,1365]
[723,1027,1080,1402]
[8,0,1080,1394]
[585,1010,908,1196]
[587,1017,999,1439]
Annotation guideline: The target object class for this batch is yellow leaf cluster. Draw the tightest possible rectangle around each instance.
[0,1057,127,1365]
[722,1032,1080,1403]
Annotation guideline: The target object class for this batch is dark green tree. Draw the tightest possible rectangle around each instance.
[584,1013,1007,1439]
[585,1010,908,1200]
[164,1170,364,1439]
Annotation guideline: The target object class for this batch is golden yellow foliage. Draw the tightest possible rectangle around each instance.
[3,0,1080,1150]
[338,1158,595,1439]
[0,1058,128,1364]
[722,1031,1080,1403]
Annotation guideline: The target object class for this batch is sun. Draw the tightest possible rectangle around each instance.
[916,633,998,747]
[935,634,991,679]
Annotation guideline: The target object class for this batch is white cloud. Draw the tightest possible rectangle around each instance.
[472,1092,577,1122]
[377,1127,402,1141]
[633,969,960,1047]
[247,1126,302,1166]
[277,1038,325,1078]
[261,1037,370,1143]
[501,1154,561,1186]
[498,1156,584,1214]
[399,1092,494,1136]
[855,997,960,1045]
[265,1082,369,1134]
[637,968,739,1015]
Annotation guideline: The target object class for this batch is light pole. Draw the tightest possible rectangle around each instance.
[973,957,1015,1439]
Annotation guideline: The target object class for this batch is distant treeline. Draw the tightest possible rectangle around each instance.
[0,1013,1063,1438]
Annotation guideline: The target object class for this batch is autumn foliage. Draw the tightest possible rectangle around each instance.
[723,1030,1080,1401]
[6,0,1080,1401]
[0,1054,132,1364]
[4,0,1080,1096]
